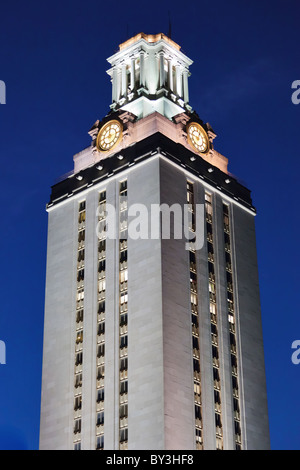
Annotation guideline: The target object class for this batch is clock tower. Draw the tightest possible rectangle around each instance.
[40,33,270,451]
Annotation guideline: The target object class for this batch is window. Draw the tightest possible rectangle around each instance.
[120,404,128,419]
[98,301,105,314]
[97,344,105,358]
[97,365,105,380]
[78,211,86,224]
[120,380,128,395]
[192,336,199,350]
[214,390,221,404]
[231,354,237,367]
[205,192,212,203]
[120,335,128,349]
[207,241,214,254]
[120,313,127,327]
[79,201,86,212]
[99,191,106,203]
[74,418,81,434]
[192,314,198,328]
[233,398,240,413]
[195,405,202,420]
[98,239,106,253]
[97,388,104,403]
[210,303,216,315]
[211,323,218,335]
[120,180,127,193]
[98,260,106,272]
[120,357,128,371]
[75,373,82,388]
[77,289,84,301]
[76,330,83,344]
[96,435,104,450]
[191,292,197,306]
[120,250,127,264]
[193,358,200,373]
[234,421,241,436]
[120,269,128,283]
[232,376,239,394]
[75,352,83,366]
[78,249,85,262]
[215,413,222,427]
[98,279,106,293]
[76,310,84,323]
[209,282,215,293]
[120,293,128,305]
[78,230,85,242]
[74,396,82,411]
[212,346,219,359]
[98,322,105,336]
[208,262,214,275]
[213,367,220,382]
[96,411,104,426]
[120,428,128,443]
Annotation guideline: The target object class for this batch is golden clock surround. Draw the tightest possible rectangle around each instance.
[186,121,209,155]
[96,119,123,152]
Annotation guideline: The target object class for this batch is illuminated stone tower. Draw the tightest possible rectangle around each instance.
[39,33,270,450]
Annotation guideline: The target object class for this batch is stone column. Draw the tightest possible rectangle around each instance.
[183,69,189,104]
[159,52,165,89]
[175,64,182,98]
[121,62,127,98]
[130,56,135,92]
[168,59,173,93]
[116,67,121,103]
[112,66,118,103]
[139,50,145,88]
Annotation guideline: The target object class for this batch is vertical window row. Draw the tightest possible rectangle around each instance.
[205,192,223,450]
[74,200,86,450]
[96,191,106,450]
[223,204,242,450]
[119,180,128,450]
[187,181,203,450]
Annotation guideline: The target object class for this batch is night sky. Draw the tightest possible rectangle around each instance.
[0,0,299,450]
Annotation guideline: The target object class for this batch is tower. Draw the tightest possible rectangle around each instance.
[39,33,270,450]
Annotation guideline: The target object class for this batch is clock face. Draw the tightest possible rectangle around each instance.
[187,122,209,154]
[96,120,123,152]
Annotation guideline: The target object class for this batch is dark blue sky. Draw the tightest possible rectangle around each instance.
[0,0,299,450]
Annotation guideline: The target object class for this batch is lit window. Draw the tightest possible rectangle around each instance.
[96,435,104,450]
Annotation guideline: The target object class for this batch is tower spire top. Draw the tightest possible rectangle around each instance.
[107,32,192,120]
[118,32,180,51]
